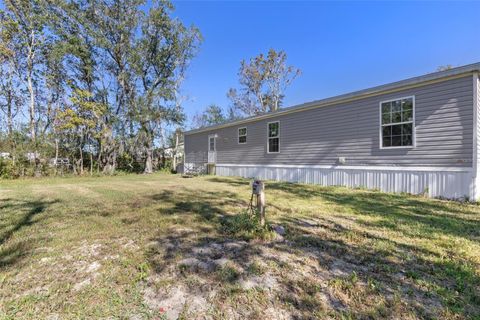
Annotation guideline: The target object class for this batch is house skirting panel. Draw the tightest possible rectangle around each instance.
[215,164,474,200]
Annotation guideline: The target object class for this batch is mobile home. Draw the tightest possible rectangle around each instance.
[184,63,480,200]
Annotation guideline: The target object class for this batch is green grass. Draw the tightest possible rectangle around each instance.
[0,173,479,319]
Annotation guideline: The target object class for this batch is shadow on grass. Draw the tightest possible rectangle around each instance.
[209,177,480,241]
[151,188,248,222]
[0,198,59,268]
[278,214,480,317]
[143,180,480,318]
[271,182,480,317]
[206,177,250,187]
[251,181,480,242]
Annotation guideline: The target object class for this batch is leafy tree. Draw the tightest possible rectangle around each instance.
[1,0,49,148]
[0,0,201,178]
[228,49,301,116]
[55,89,106,174]
[67,0,142,174]
[192,104,227,128]
[0,19,23,163]
[131,1,201,173]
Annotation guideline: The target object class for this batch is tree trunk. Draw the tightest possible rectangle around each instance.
[172,131,179,172]
[144,147,153,174]
[6,86,15,165]
[97,143,102,173]
[103,151,116,174]
[54,137,59,176]
[6,88,13,139]
[27,30,36,144]
[143,125,154,174]
[101,125,116,175]
[73,157,78,175]
[27,62,35,143]
[90,153,93,176]
[26,30,39,177]
[79,146,84,175]
[27,66,39,175]
[273,96,279,112]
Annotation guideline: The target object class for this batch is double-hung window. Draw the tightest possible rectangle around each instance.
[380,97,414,148]
[238,127,247,144]
[267,121,280,153]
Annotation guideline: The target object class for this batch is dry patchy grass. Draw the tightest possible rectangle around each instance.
[0,174,479,319]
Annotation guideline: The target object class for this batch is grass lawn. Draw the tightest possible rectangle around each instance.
[0,173,479,319]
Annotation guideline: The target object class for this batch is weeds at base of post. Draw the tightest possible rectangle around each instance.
[220,210,275,241]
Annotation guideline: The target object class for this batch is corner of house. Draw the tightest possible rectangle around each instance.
[472,72,480,201]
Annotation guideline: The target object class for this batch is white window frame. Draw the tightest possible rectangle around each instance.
[379,96,416,149]
[267,121,280,153]
[238,127,247,144]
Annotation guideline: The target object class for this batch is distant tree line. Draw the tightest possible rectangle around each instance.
[0,0,201,178]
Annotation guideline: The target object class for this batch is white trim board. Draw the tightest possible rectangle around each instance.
[472,72,479,200]
[216,163,472,173]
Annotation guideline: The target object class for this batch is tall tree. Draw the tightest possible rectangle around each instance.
[2,0,48,150]
[228,48,301,116]
[131,1,200,173]
[0,17,23,162]
[0,0,201,177]
[51,0,105,171]
[74,0,142,174]
[43,40,68,168]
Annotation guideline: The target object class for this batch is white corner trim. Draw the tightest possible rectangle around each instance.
[473,74,478,177]
[472,72,479,200]
[216,163,472,173]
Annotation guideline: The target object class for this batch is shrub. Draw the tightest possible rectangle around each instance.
[158,166,173,174]
[117,153,144,173]
[0,158,16,179]
[221,211,275,240]
[0,157,36,179]
[0,157,64,179]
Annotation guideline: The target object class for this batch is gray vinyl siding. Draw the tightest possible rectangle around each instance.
[184,132,209,166]
[185,75,474,168]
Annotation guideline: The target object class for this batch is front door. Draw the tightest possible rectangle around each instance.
[208,135,216,163]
